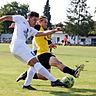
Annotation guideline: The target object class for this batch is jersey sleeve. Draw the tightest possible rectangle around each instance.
[30,27,38,36]
[12,15,26,23]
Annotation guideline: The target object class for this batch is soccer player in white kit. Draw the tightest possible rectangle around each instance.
[0,11,65,90]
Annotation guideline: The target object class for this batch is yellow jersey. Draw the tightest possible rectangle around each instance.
[34,26,50,55]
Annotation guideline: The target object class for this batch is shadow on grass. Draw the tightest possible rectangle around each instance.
[36,87,96,96]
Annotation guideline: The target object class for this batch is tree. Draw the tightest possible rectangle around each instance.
[65,0,94,36]
[0,1,29,34]
[93,7,96,34]
[43,0,52,28]
[94,7,96,13]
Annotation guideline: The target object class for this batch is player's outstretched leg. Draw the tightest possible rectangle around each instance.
[73,64,84,78]
[63,64,84,78]
[49,56,84,78]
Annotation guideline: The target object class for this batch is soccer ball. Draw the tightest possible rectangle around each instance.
[61,76,75,88]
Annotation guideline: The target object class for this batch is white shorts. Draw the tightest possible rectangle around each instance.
[10,43,36,63]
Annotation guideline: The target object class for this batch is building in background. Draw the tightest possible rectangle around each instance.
[0,33,12,43]
[1,33,96,46]
[52,31,65,44]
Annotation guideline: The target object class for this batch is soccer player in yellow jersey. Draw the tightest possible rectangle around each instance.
[16,16,84,84]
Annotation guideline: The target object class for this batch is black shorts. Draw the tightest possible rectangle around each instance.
[37,53,55,69]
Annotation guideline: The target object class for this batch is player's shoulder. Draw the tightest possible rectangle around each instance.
[12,15,24,19]
[12,15,26,23]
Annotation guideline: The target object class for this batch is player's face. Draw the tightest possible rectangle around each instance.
[40,18,48,29]
[29,17,39,27]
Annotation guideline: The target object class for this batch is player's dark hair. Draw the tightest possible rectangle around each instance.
[27,11,39,17]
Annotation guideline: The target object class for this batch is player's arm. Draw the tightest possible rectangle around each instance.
[9,23,15,28]
[0,15,25,23]
[35,27,61,37]
[0,15,12,22]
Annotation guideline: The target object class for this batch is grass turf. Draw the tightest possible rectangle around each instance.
[0,44,96,96]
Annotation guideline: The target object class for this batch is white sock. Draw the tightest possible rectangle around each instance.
[24,67,36,86]
[34,62,56,82]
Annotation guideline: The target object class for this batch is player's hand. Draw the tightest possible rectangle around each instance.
[9,23,15,28]
[49,43,57,49]
[56,27,62,31]
[53,27,62,33]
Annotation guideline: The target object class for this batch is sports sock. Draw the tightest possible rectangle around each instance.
[34,62,56,82]
[24,67,36,86]
[63,66,75,75]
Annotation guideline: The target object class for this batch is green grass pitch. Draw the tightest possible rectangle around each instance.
[0,44,96,96]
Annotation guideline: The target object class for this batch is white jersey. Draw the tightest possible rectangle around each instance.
[9,15,38,63]
[32,38,37,51]
[11,15,38,45]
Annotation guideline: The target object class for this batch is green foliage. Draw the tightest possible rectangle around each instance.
[0,1,29,34]
[0,22,4,34]
[65,0,94,36]
[89,24,96,35]
[43,0,52,28]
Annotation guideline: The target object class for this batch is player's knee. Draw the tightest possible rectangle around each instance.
[28,57,39,66]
